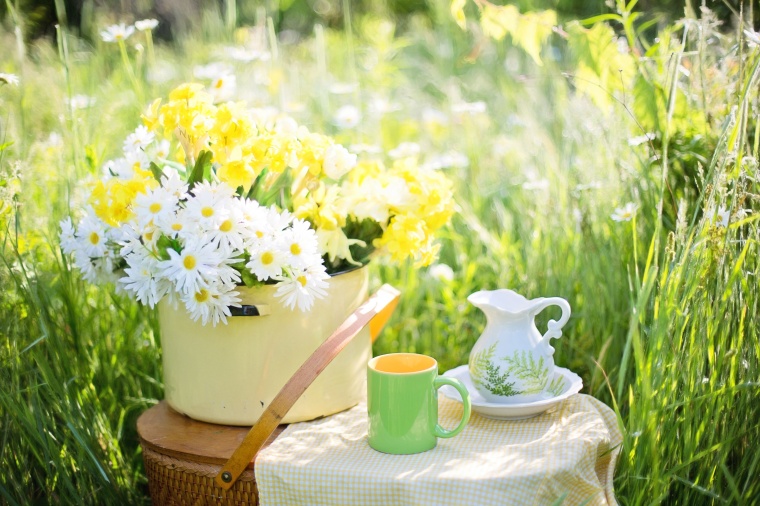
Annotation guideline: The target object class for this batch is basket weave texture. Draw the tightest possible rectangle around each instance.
[141,444,259,506]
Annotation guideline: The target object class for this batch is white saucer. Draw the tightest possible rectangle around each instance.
[439,365,583,420]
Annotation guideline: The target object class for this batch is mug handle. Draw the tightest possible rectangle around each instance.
[432,377,472,439]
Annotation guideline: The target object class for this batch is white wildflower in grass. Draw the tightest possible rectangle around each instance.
[66,94,96,110]
[134,19,159,31]
[193,62,234,80]
[349,143,382,155]
[627,133,656,147]
[451,101,486,115]
[181,281,240,326]
[328,82,357,94]
[275,264,330,311]
[422,151,468,171]
[422,107,449,126]
[209,74,236,101]
[711,206,731,228]
[429,263,455,282]
[611,202,639,222]
[322,144,357,180]
[100,23,135,43]
[389,142,420,160]
[246,247,286,281]
[123,125,155,153]
[133,186,178,228]
[333,105,361,129]
[0,73,19,86]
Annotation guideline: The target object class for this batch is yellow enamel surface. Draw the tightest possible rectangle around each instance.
[159,267,371,426]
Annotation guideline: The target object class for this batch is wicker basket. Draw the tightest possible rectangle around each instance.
[138,401,289,505]
[141,444,259,506]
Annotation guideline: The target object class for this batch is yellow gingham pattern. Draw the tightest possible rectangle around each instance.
[255,394,622,505]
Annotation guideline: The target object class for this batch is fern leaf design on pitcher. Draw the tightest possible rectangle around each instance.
[502,350,550,394]
[546,375,565,397]
[470,343,522,397]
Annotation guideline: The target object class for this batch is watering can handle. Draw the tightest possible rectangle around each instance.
[214,284,401,490]
[534,297,572,342]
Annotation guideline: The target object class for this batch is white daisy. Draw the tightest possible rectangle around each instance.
[152,139,172,160]
[611,202,639,222]
[155,208,192,240]
[322,144,357,180]
[348,143,382,155]
[0,73,19,86]
[275,264,329,312]
[181,281,240,326]
[133,186,178,228]
[59,218,78,255]
[100,23,135,43]
[184,182,235,231]
[158,239,227,294]
[246,247,286,281]
[124,125,156,154]
[134,18,159,31]
[159,167,189,199]
[280,219,320,269]
[76,211,110,258]
[120,253,171,307]
[207,199,247,254]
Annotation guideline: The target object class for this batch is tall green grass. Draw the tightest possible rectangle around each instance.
[0,3,758,504]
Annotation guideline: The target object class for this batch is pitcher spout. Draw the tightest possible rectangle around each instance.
[467,289,539,320]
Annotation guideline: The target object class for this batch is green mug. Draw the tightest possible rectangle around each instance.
[367,353,472,455]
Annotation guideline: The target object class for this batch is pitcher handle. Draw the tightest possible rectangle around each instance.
[534,297,572,344]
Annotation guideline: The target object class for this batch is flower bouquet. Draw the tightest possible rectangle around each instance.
[60,83,455,424]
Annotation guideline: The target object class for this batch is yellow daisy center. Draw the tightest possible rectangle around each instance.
[144,231,154,241]
[261,251,274,265]
[297,275,307,287]
[220,219,233,232]
[290,243,302,255]
[171,223,183,231]
[194,289,209,302]
[256,231,264,238]
[183,255,196,270]
[149,203,162,213]
[215,79,224,89]
[89,232,100,245]
[201,207,214,218]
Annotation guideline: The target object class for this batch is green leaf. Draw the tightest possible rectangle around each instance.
[246,168,270,201]
[187,150,213,190]
[0,141,14,151]
[149,162,165,183]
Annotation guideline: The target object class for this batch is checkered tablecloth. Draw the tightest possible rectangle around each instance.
[255,394,622,505]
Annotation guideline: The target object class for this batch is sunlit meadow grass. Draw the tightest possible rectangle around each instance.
[1,3,759,505]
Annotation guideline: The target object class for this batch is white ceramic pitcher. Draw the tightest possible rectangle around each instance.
[468,289,571,404]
